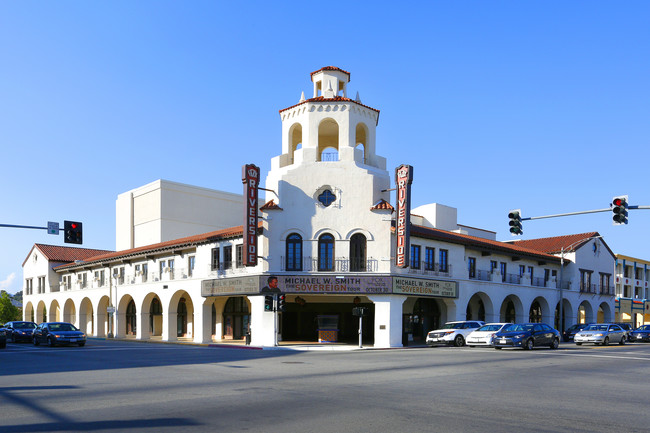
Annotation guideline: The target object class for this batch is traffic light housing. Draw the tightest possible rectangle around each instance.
[508,210,523,235]
[612,195,628,225]
[277,294,286,312]
[64,220,83,244]
[264,295,274,312]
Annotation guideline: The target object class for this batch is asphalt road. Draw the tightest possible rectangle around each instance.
[2,339,650,433]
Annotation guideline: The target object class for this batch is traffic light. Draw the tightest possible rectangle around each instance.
[612,195,629,225]
[277,294,286,312]
[63,220,83,244]
[264,295,274,312]
[508,210,523,235]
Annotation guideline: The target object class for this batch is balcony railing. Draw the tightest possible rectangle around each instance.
[279,257,379,273]
[407,262,452,278]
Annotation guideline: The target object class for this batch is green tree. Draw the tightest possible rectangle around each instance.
[0,291,20,323]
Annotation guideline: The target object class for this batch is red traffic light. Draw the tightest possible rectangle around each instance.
[613,198,622,206]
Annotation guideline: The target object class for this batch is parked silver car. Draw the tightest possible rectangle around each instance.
[574,323,626,346]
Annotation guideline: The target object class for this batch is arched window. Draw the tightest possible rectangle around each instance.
[318,234,335,271]
[349,233,366,272]
[286,233,302,271]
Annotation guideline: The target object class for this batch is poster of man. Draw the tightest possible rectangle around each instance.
[261,276,281,294]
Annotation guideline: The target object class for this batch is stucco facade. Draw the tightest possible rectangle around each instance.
[22,67,617,348]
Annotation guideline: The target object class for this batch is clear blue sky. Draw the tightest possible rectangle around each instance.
[1,2,649,294]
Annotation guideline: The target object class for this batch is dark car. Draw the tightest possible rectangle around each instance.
[4,321,37,343]
[32,322,86,347]
[0,326,6,348]
[629,324,650,342]
[562,323,591,342]
[616,323,634,341]
[493,323,561,350]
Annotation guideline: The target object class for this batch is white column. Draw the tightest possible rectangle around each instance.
[248,295,276,347]
[368,295,407,348]
[195,301,213,344]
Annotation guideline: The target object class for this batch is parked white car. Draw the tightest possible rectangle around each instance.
[426,321,485,347]
[466,323,509,347]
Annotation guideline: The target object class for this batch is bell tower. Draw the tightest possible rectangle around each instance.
[272,66,385,170]
[262,67,392,274]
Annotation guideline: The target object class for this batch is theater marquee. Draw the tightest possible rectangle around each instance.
[393,277,458,298]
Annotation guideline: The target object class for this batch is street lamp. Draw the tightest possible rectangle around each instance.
[558,235,602,333]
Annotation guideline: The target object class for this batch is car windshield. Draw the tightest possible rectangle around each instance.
[440,323,464,330]
[49,323,78,332]
[477,324,503,332]
[501,324,533,332]
[585,325,608,331]
[638,325,650,331]
[15,322,36,329]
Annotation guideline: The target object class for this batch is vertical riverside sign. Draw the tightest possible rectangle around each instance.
[395,164,413,268]
[242,164,260,266]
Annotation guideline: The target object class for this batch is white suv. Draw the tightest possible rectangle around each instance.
[426,321,485,347]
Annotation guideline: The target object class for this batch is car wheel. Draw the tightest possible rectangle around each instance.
[603,337,609,346]
[453,335,465,347]
[47,336,55,347]
[550,338,559,350]
[494,347,502,350]
[33,336,39,346]
[619,337,626,345]
[78,342,85,347]
[525,339,534,350]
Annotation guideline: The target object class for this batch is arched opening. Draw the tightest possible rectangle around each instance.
[555,299,573,330]
[24,302,34,323]
[63,299,76,325]
[79,298,94,335]
[355,122,368,164]
[578,301,595,324]
[150,297,163,337]
[289,123,302,164]
[211,303,217,339]
[222,297,250,340]
[49,300,61,322]
[97,296,110,337]
[318,119,339,161]
[126,299,137,336]
[466,298,486,322]
[499,296,523,323]
[349,233,366,272]
[318,233,335,271]
[177,298,188,337]
[286,233,303,271]
[529,300,542,323]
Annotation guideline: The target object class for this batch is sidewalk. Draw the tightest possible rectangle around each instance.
[90,336,427,351]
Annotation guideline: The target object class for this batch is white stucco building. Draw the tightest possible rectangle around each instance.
[22,67,616,347]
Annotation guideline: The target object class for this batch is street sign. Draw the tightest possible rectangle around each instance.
[47,221,59,235]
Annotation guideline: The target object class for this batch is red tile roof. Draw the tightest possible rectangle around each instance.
[23,244,114,267]
[507,232,601,254]
[371,199,394,212]
[260,200,283,211]
[55,223,262,271]
[406,224,562,263]
[310,66,351,78]
[279,96,380,116]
